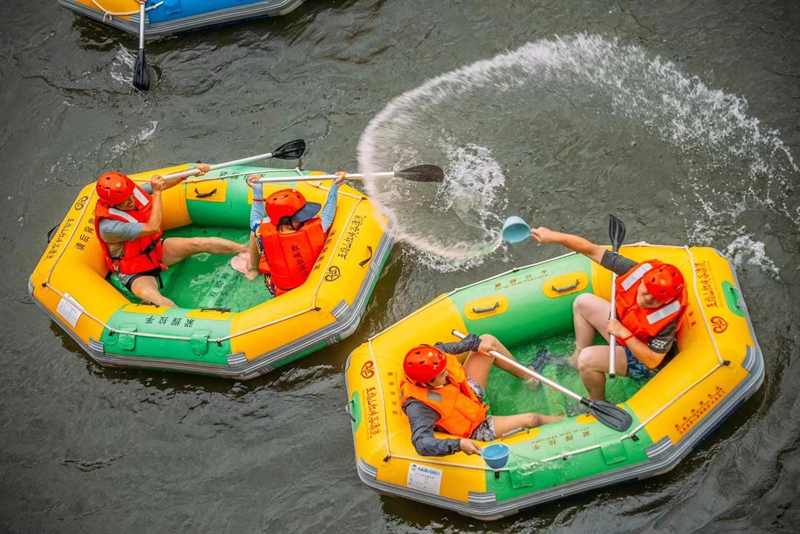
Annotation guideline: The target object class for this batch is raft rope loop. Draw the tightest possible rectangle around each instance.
[367,339,394,461]
[42,168,375,345]
[90,1,162,22]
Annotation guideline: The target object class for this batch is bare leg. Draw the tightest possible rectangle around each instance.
[576,345,629,401]
[130,276,177,308]
[568,294,612,367]
[162,237,247,267]
[492,413,564,437]
[462,334,530,388]
[248,233,260,271]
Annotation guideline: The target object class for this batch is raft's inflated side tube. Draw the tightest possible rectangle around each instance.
[30,165,391,380]
[58,0,306,38]
[345,247,762,520]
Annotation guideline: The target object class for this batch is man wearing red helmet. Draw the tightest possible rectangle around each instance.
[94,168,247,307]
[401,334,561,457]
[239,172,347,295]
[531,226,688,401]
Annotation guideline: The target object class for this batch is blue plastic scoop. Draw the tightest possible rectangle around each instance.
[481,443,510,469]
[502,216,531,244]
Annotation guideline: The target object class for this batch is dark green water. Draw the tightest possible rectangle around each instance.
[1,1,799,532]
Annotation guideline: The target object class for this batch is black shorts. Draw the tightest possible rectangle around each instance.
[123,267,164,292]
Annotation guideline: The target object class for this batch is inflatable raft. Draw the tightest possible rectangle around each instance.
[345,246,762,520]
[59,0,304,37]
[30,165,391,379]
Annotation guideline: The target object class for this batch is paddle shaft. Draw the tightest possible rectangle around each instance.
[138,3,145,50]
[164,151,282,181]
[608,274,619,378]
[451,330,583,403]
[255,172,394,184]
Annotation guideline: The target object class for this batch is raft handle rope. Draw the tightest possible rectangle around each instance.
[90,1,162,22]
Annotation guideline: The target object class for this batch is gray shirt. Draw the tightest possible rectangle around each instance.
[97,183,153,258]
[401,335,483,457]
[600,250,678,354]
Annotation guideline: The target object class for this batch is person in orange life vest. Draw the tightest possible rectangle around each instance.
[530,226,688,401]
[243,172,347,295]
[94,168,247,308]
[401,334,563,457]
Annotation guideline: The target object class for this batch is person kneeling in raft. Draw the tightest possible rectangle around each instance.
[95,169,248,308]
[401,334,562,457]
[241,172,346,296]
[531,227,687,401]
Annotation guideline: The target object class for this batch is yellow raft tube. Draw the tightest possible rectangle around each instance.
[345,244,762,519]
[30,164,391,379]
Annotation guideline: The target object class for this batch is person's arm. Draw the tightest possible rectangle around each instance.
[530,227,606,264]
[163,163,211,190]
[247,175,267,231]
[320,172,347,232]
[403,400,466,457]
[599,250,639,276]
[138,175,164,237]
[434,333,482,355]
[606,318,678,369]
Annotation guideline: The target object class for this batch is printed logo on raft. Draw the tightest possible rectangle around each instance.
[710,316,728,333]
[360,361,375,379]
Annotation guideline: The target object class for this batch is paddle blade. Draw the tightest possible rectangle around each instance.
[133,49,150,91]
[583,399,633,432]
[271,139,306,160]
[608,214,626,252]
[394,165,445,182]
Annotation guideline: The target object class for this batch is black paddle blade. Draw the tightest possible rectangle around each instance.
[271,139,306,160]
[133,49,150,91]
[608,214,626,252]
[582,399,633,432]
[394,165,445,183]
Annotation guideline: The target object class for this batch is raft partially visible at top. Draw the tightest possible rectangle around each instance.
[59,0,305,37]
[29,165,391,380]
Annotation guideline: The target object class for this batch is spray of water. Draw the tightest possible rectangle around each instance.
[357,34,798,271]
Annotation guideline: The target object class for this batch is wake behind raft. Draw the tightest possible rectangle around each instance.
[345,245,763,520]
[30,165,391,379]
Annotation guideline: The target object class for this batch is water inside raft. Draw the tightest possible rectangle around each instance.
[484,334,648,418]
[109,225,271,312]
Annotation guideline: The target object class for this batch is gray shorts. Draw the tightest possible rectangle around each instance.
[466,377,496,441]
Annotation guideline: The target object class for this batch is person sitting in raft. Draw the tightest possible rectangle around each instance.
[95,169,248,308]
[530,226,688,401]
[401,334,562,457]
[241,172,346,295]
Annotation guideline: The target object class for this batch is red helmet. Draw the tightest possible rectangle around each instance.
[644,264,685,303]
[403,345,447,383]
[266,189,306,223]
[96,171,134,206]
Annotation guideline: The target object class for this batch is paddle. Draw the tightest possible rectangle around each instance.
[607,214,627,378]
[132,2,150,91]
[452,330,633,432]
[254,164,445,184]
[164,139,306,181]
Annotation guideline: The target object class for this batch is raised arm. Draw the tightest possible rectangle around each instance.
[139,174,164,237]
[530,227,606,264]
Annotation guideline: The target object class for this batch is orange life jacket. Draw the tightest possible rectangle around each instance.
[400,354,489,438]
[615,259,688,347]
[257,218,326,293]
[94,184,164,275]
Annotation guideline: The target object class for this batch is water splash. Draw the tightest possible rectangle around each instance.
[358,34,798,271]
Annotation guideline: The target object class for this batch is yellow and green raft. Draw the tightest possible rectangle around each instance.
[345,245,762,520]
[29,164,391,379]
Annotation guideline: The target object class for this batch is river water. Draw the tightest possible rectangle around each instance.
[1,1,799,532]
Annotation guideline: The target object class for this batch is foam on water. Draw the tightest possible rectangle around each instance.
[358,34,798,272]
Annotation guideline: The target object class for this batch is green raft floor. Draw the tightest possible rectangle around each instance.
[484,334,649,418]
[110,225,273,312]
